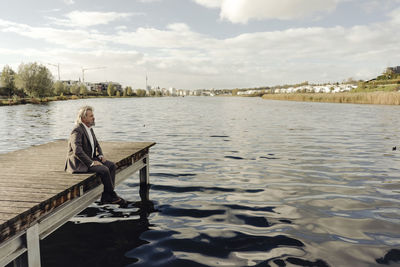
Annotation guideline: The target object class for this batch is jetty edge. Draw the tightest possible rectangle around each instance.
[0,140,155,267]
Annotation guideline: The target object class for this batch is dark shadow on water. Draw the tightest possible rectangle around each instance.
[376,249,400,265]
[253,257,330,267]
[158,204,225,218]
[151,184,264,194]
[224,155,244,160]
[224,204,275,212]
[126,231,305,265]
[40,184,155,267]
[40,217,149,267]
[235,214,270,227]
[260,156,280,160]
[149,172,197,178]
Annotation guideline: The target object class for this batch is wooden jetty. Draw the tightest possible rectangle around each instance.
[0,140,155,267]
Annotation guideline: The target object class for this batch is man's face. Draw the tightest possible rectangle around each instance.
[82,110,95,127]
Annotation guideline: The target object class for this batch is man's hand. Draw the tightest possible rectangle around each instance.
[92,160,102,166]
[99,155,107,163]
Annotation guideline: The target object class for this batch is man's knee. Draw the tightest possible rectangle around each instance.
[96,165,110,175]
[110,162,116,171]
[105,161,116,171]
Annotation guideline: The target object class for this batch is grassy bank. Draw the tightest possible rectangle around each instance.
[0,94,149,106]
[261,91,400,105]
[0,95,69,106]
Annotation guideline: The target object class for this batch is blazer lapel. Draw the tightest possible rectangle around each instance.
[79,123,90,143]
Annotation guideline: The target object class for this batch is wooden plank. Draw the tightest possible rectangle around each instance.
[0,188,68,195]
[0,201,38,208]
[0,140,155,244]
[0,182,77,190]
[0,207,30,214]
[0,213,20,221]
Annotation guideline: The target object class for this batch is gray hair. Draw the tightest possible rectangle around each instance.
[76,105,94,125]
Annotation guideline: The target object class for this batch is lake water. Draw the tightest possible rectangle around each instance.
[1,97,400,266]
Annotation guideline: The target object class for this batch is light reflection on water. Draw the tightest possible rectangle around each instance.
[1,97,400,266]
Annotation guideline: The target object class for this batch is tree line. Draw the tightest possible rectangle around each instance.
[0,62,140,99]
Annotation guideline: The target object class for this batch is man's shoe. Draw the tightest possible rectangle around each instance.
[101,196,127,206]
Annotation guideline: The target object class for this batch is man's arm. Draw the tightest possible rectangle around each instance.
[70,129,94,167]
[94,134,106,163]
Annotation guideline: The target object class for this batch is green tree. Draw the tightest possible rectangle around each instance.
[107,83,116,96]
[64,84,71,95]
[70,83,80,95]
[80,84,88,96]
[0,65,16,98]
[127,86,133,96]
[53,81,65,96]
[136,89,146,97]
[16,62,53,98]
[116,90,121,97]
[232,89,239,96]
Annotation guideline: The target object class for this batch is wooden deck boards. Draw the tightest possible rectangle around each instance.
[0,140,155,243]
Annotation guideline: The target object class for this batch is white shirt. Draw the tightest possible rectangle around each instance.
[83,123,95,158]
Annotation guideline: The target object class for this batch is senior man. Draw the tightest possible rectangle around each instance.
[65,105,126,205]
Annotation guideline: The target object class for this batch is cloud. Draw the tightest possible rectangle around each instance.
[193,0,222,8]
[1,8,400,89]
[113,23,216,49]
[388,7,400,24]
[64,0,75,5]
[0,19,108,49]
[194,0,344,23]
[49,10,135,27]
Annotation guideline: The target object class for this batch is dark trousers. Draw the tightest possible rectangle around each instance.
[88,159,117,199]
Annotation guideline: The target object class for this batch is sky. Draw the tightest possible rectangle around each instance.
[0,0,400,90]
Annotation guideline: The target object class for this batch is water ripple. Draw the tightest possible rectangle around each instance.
[2,97,400,266]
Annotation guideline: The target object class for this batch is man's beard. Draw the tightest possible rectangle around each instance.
[89,121,95,127]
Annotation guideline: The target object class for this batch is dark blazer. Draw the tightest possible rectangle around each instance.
[65,123,103,173]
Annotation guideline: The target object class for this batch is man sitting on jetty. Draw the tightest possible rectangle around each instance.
[65,105,126,205]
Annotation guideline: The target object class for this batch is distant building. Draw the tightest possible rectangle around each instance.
[169,87,177,96]
[61,80,80,86]
[386,66,400,74]
[89,82,108,93]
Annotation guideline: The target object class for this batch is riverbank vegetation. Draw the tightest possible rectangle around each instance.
[0,62,156,106]
[262,91,400,105]
[262,68,400,105]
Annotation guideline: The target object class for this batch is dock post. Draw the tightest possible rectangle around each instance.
[139,154,149,185]
[139,154,150,202]
[26,224,41,267]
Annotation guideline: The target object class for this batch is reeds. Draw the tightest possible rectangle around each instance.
[262,91,400,105]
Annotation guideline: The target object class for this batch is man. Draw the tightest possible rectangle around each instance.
[65,105,126,205]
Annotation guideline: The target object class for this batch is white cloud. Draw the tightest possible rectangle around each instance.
[193,0,222,8]
[64,0,75,5]
[115,25,128,31]
[1,8,400,89]
[195,0,345,23]
[360,0,400,17]
[49,11,135,27]
[388,7,400,24]
[0,19,108,49]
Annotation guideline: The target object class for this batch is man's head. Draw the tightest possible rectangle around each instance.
[76,106,95,127]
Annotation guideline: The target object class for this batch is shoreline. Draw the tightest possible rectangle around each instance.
[261,91,400,105]
[0,95,150,107]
